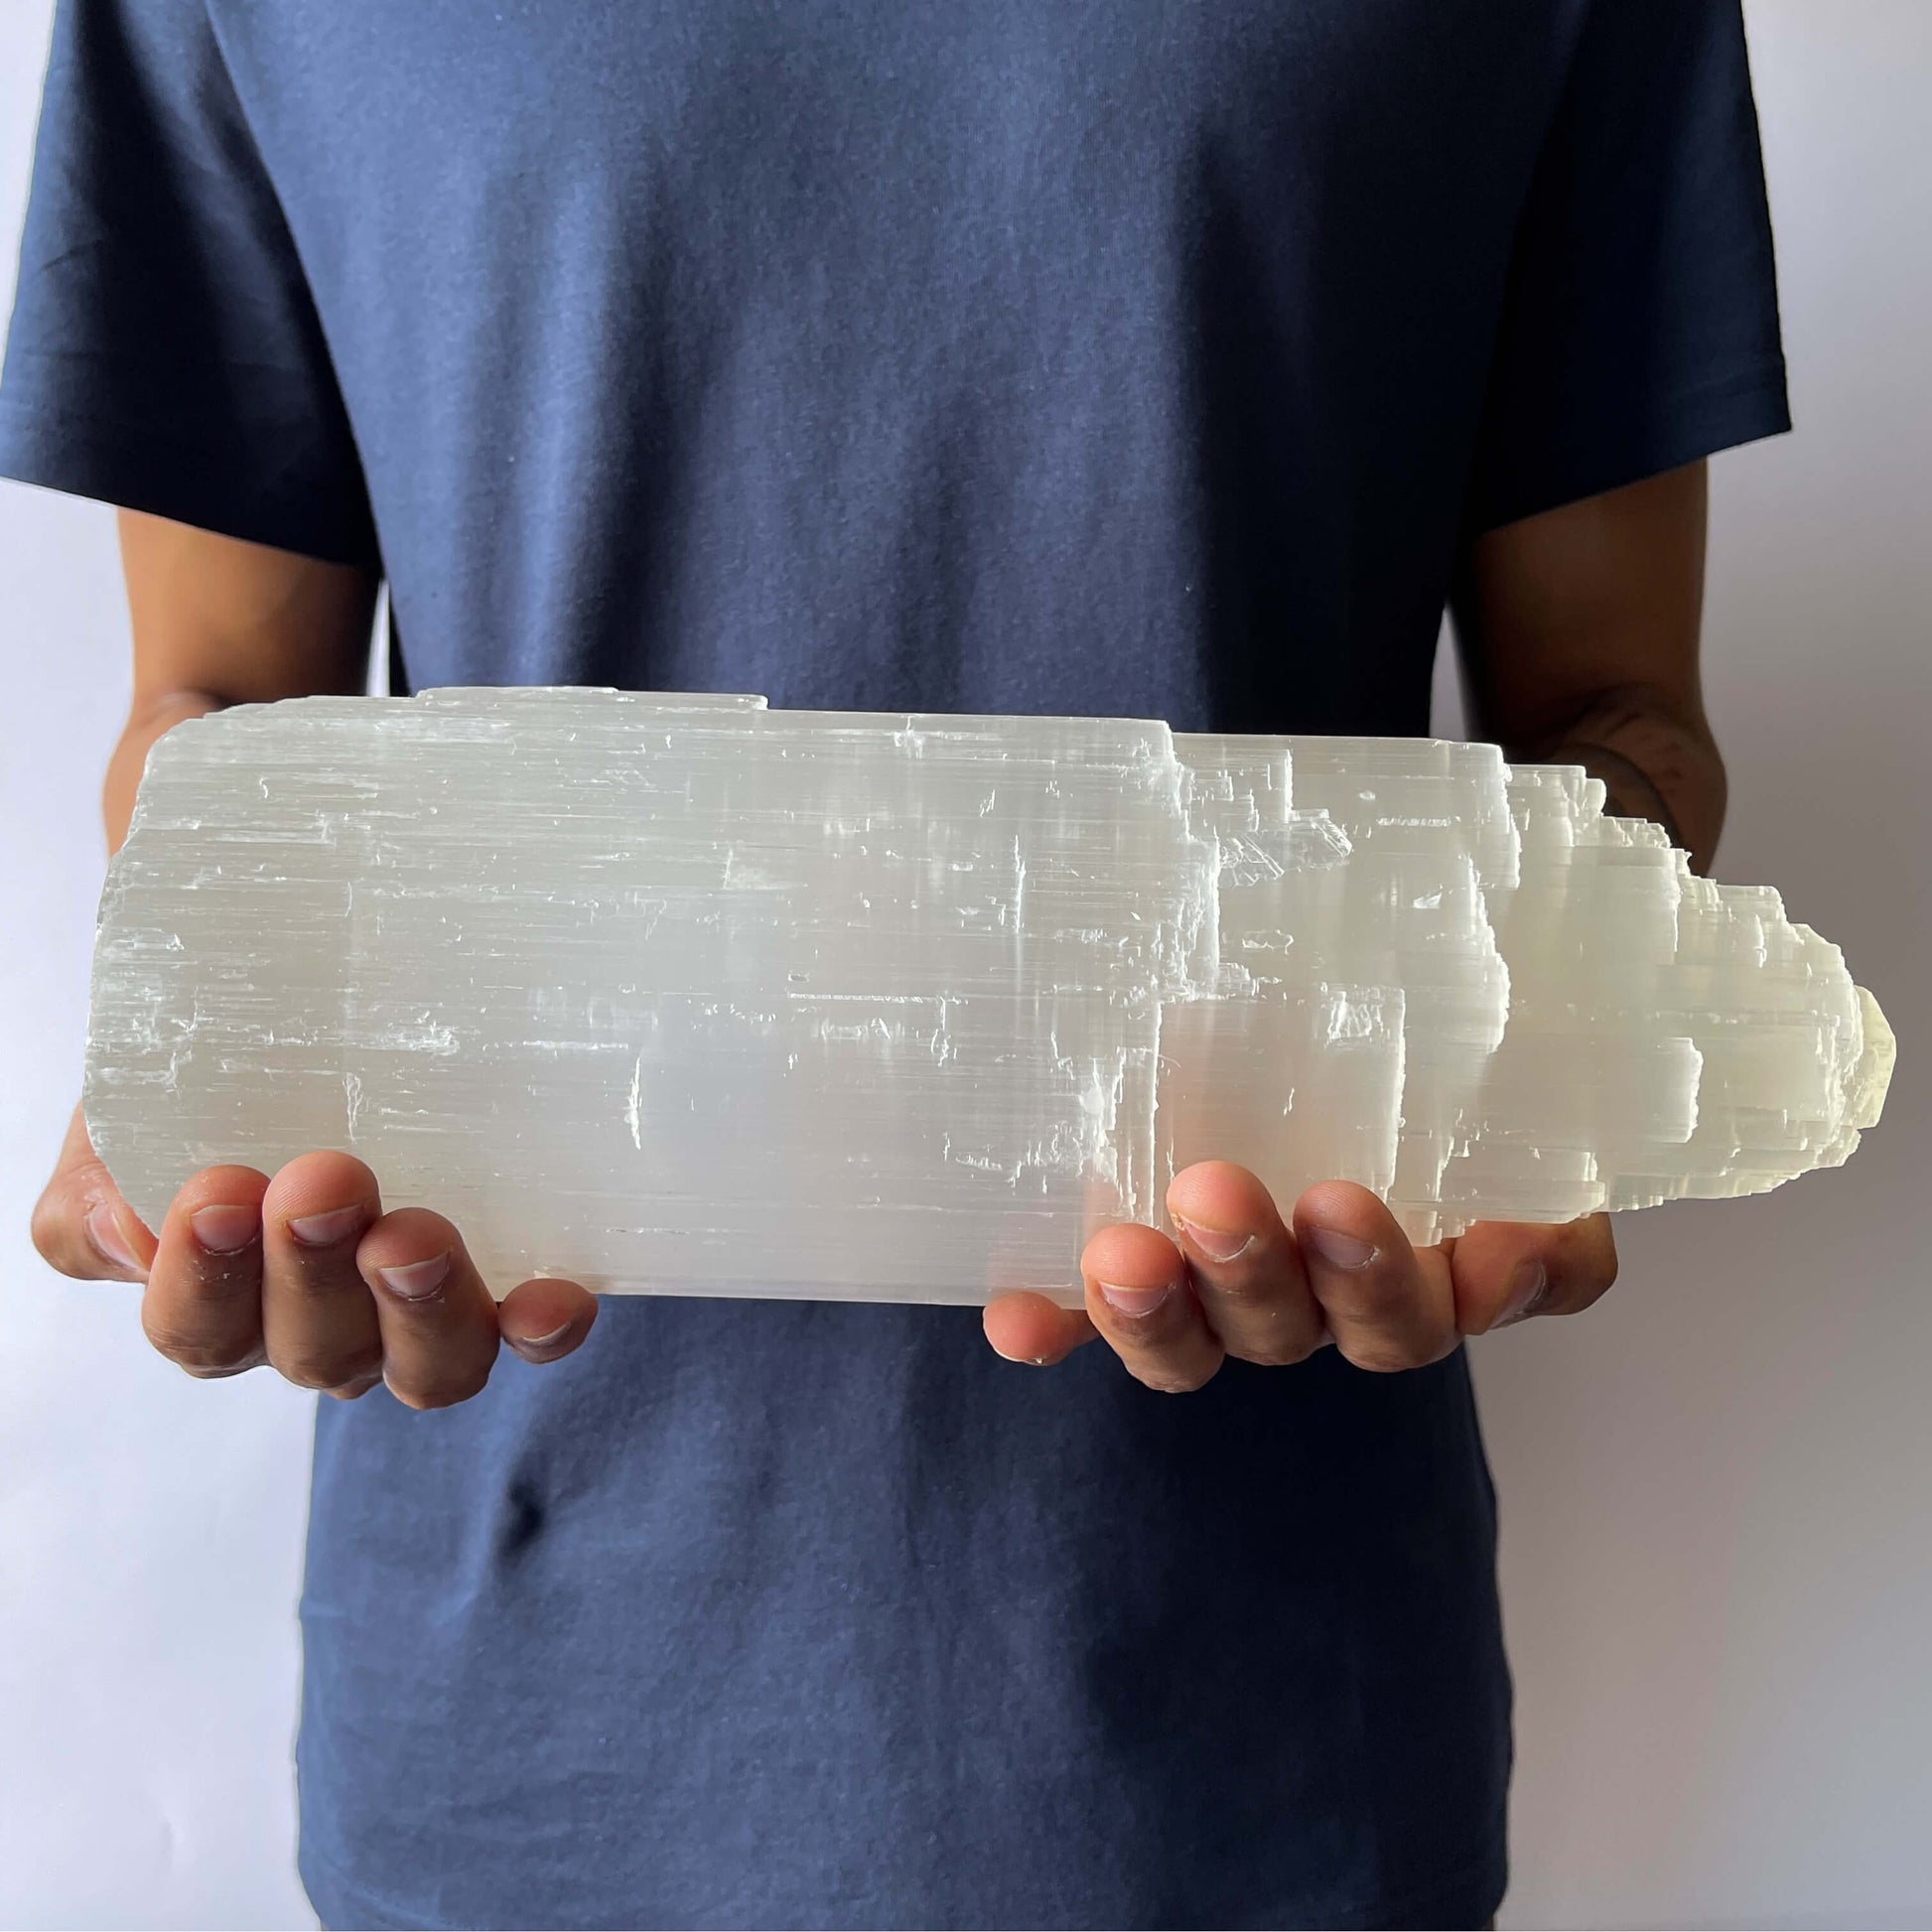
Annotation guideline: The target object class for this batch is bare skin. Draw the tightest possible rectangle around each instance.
[36,468,1719,1401]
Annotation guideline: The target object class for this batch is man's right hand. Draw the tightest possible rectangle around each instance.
[41,515,597,1411]
[32,1103,597,1407]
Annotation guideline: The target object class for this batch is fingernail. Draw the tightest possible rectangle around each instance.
[1173,1217,1255,1264]
[377,1252,452,1301]
[86,1199,141,1272]
[1098,1279,1174,1318]
[1303,1226,1378,1271]
[515,1320,575,1351]
[190,1203,260,1254]
[1501,1259,1550,1325]
[287,1204,366,1248]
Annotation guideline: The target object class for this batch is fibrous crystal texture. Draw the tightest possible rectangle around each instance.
[87,689,1894,1306]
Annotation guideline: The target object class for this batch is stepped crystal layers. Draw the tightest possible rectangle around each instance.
[86,689,1895,1306]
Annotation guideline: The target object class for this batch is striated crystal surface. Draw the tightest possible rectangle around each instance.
[85,688,1895,1306]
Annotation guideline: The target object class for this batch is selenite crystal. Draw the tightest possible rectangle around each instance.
[85,688,1895,1306]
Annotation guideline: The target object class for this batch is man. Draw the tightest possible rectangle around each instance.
[4,1,1786,1924]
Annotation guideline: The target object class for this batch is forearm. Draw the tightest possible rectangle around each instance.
[105,508,381,855]
[102,690,224,854]
[1451,461,1725,875]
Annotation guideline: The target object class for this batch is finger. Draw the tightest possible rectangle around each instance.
[141,1165,271,1377]
[499,1277,600,1364]
[983,1292,1097,1367]
[1081,1222,1223,1393]
[1450,1214,1620,1335]
[1293,1180,1458,1374]
[30,1103,157,1282]
[356,1207,503,1410]
[1167,1161,1326,1367]
[260,1152,385,1392]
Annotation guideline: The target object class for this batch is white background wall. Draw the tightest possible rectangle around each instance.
[0,4,1925,1926]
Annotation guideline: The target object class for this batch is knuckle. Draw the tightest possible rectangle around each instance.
[144,1322,255,1376]
[1340,1334,1436,1375]
[139,1314,193,1359]
[178,1357,258,1381]
[141,1299,260,1373]
[1133,1365,1217,1394]
[387,1364,491,1412]
[275,1342,384,1392]
[1120,1343,1221,1394]
[1236,1332,1321,1369]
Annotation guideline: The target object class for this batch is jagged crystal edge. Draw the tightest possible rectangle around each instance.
[84,688,1895,1307]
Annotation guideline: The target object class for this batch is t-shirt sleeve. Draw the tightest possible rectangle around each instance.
[1465,0,1791,533]
[0,0,376,566]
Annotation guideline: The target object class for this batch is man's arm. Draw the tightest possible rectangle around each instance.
[100,509,380,850]
[984,467,1717,1387]
[34,513,595,1405]
[1451,459,1724,870]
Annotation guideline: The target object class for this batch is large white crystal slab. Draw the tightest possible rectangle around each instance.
[85,689,1895,1306]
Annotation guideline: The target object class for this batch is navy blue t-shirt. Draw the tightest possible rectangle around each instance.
[3,3,1788,1925]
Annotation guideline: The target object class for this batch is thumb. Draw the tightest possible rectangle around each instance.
[30,1101,157,1281]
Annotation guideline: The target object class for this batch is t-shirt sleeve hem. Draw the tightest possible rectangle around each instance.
[1471,358,1793,534]
[0,396,381,570]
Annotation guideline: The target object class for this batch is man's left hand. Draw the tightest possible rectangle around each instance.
[984,1161,1617,1389]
